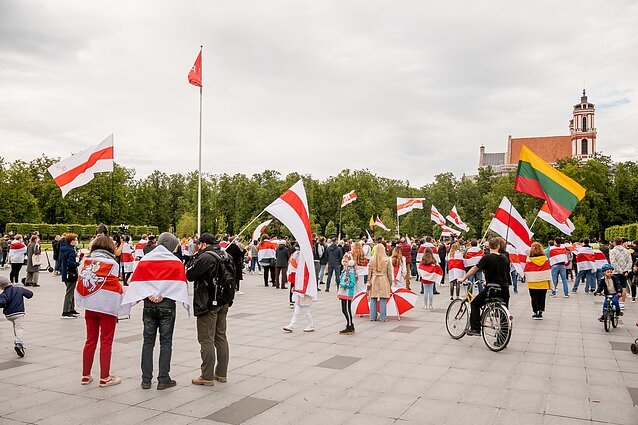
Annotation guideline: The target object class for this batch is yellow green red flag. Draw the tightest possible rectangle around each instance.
[514,145,586,222]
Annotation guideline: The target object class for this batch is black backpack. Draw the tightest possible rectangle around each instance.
[206,250,236,308]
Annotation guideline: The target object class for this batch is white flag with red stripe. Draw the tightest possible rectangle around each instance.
[121,245,190,314]
[47,135,114,198]
[417,263,443,284]
[341,190,357,208]
[265,180,317,299]
[446,206,470,232]
[575,245,596,272]
[397,197,425,216]
[251,219,272,243]
[374,216,391,231]
[440,224,461,237]
[430,205,447,226]
[537,202,575,236]
[506,245,526,277]
[488,197,533,254]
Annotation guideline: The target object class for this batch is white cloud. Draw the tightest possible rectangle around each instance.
[1,0,637,186]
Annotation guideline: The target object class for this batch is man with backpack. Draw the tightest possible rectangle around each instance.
[186,233,235,387]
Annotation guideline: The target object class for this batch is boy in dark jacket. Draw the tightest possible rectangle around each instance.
[0,276,33,357]
[595,264,623,321]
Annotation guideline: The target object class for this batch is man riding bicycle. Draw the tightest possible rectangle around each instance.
[461,237,511,336]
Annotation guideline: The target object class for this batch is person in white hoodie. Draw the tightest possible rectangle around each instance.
[8,235,27,284]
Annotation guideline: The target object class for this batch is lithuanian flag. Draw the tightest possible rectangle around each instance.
[514,145,586,222]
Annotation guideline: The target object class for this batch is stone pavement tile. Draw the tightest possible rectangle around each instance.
[285,383,345,407]
[252,379,312,402]
[420,380,464,403]
[204,396,279,425]
[586,368,623,386]
[544,394,591,421]
[621,371,638,387]
[618,360,638,373]
[509,374,550,392]
[0,388,67,417]
[294,407,359,425]
[365,393,418,419]
[438,367,481,385]
[240,401,306,425]
[0,360,30,372]
[316,355,361,370]
[355,371,400,393]
[322,388,387,414]
[610,340,633,351]
[0,361,49,379]
[170,392,245,418]
[341,412,396,425]
[459,384,507,408]
[38,399,130,425]
[548,379,589,399]
[494,410,544,425]
[501,389,547,414]
[257,361,315,381]
[320,369,368,388]
[590,399,638,425]
[386,377,436,396]
[517,361,552,377]
[345,358,388,374]
[584,355,619,371]
[589,384,633,404]
[553,354,585,368]
[550,365,587,384]
[222,375,280,397]
[400,397,456,423]
[5,393,92,423]
[1,364,69,386]
[140,412,197,425]
[628,386,638,403]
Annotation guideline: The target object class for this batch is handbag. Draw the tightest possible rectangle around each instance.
[67,269,78,282]
[32,254,42,266]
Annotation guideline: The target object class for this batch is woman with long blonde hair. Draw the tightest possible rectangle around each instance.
[367,243,393,321]
[390,246,407,288]
[351,242,368,293]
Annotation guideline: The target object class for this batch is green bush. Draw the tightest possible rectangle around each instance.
[604,223,638,241]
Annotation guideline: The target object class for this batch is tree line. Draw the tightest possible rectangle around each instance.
[1,154,636,243]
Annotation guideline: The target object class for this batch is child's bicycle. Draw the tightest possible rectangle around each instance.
[445,281,513,352]
[600,294,621,332]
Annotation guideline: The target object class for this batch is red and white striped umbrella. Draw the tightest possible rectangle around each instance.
[352,291,370,315]
[386,286,418,320]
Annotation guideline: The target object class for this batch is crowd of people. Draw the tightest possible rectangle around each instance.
[1,225,637,391]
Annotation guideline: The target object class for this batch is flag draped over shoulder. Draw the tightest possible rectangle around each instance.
[341,190,357,207]
[488,197,533,253]
[430,205,446,226]
[251,219,272,243]
[446,206,469,232]
[75,255,127,317]
[397,197,424,216]
[265,180,317,300]
[537,202,575,236]
[121,245,190,314]
[47,135,114,198]
[417,263,443,284]
[514,145,586,222]
[188,49,202,87]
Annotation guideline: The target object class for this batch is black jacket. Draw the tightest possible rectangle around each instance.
[52,239,60,261]
[186,244,220,284]
[596,275,622,296]
[59,240,79,283]
[327,243,343,267]
[275,244,290,268]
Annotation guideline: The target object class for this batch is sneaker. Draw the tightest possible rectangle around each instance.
[423,306,428,309]
[31,284,40,287]
[339,328,349,334]
[157,379,177,390]
[289,303,294,309]
[99,376,122,387]
[618,311,624,316]
[81,376,93,385]
[283,326,293,332]
[141,381,151,389]
[70,310,80,315]
[236,291,244,295]
[551,292,557,297]
[317,288,322,291]
[213,374,227,383]
[303,327,315,332]
[191,376,214,386]
[532,313,539,319]
[564,294,569,298]
[632,298,636,303]
[598,316,604,322]
[620,303,626,310]
[61,312,77,319]
[466,329,481,336]
[14,344,25,357]
[572,289,578,293]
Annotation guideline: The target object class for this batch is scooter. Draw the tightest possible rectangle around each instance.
[41,249,54,273]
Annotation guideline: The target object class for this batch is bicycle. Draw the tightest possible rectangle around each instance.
[600,294,620,332]
[445,281,513,352]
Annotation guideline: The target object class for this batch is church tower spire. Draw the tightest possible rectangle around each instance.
[571,89,596,161]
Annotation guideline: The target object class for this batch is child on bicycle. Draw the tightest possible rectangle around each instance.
[595,264,623,322]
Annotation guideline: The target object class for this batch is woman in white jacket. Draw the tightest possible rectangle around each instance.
[390,247,407,288]
[8,235,27,284]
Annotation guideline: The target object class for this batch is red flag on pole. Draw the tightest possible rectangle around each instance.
[188,49,202,87]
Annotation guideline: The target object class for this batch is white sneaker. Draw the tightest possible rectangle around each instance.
[283,326,293,332]
[236,291,244,295]
[620,303,626,310]
[632,299,636,303]
[258,272,263,275]
[303,327,315,332]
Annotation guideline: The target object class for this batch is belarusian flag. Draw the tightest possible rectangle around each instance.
[488,197,533,253]
[341,190,357,207]
[375,216,391,231]
[430,205,446,226]
[397,197,424,216]
[537,202,575,236]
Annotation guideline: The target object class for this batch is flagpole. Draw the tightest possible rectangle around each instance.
[197,46,203,237]
[338,202,342,241]
[232,210,266,243]
[396,211,400,239]
[529,214,539,231]
[109,135,115,226]
[504,199,513,248]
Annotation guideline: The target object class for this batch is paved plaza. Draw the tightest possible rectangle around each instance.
[0,271,637,425]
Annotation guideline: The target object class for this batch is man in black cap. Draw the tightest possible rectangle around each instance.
[186,233,229,386]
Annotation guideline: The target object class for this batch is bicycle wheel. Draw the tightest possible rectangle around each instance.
[612,311,619,328]
[481,303,512,352]
[445,299,469,339]
[604,310,611,332]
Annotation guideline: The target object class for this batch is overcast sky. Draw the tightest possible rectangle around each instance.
[1,1,637,186]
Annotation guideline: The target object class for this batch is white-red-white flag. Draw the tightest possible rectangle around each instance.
[121,245,190,314]
[488,197,533,254]
[446,206,470,232]
[537,202,575,236]
[251,219,272,243]
[265,180,317,299]
[374,216,391,231]
[47,135,114,198]
[506,245,526,277]
[430,205,447,226]
[440,224,461,237]
[397,197,425,216]
[341,190,357,208]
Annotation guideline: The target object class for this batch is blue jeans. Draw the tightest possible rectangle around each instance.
[511,271,518,292]
[141,305,176,383]
[422,283,434,306]
[602,295,621,316]
[573,269,595,292]
[317,264,327,283]
[467,271,483,294]
[326,264,341,291]
[370,297,387,321]
[249,257,261,272]
[551,265,568,295]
